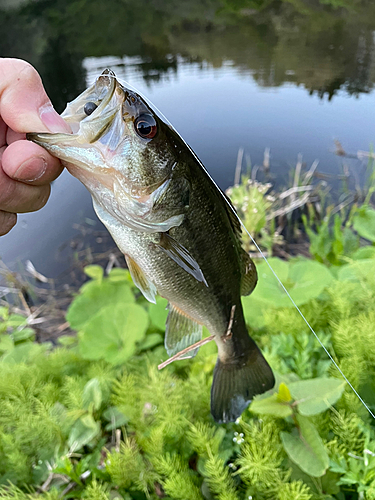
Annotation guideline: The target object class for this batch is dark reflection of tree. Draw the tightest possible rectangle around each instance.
[37,36,86,113]
[0,0,375,104]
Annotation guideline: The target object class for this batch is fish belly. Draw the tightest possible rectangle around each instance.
[93,200,234,337]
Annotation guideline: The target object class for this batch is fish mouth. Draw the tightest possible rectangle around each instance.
[27,69,124,167]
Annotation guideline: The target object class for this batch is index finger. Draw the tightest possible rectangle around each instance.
[0,58,70,134]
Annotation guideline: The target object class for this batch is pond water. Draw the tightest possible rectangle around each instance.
[1,0,375,277]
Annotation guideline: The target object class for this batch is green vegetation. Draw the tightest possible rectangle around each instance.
[227,152,375,265]
[2,209,375,497]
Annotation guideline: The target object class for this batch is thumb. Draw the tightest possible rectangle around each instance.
[0,58,70,134]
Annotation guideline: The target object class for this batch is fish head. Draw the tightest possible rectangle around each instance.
[27,69,179,201]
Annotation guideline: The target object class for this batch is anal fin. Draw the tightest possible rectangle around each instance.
[125,255,157,304]
[165,303,202,359]
[240,250,258,296]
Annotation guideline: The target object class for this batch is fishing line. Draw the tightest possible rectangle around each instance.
[234,212,375,420]
[113,73,375,418]
[176,132,375,419]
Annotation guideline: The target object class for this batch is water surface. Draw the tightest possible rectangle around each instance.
[1,0,375,276]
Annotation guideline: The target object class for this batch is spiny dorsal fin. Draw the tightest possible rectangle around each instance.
[165,303,203,359]
[125,255,157,304]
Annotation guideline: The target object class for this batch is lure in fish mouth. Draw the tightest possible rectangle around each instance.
[27,69,275,423]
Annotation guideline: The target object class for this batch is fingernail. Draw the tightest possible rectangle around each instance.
[14,157,47,182]
[39,103,71,133]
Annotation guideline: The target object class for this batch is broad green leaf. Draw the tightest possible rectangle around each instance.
[281,414,329,477]
[78,303,149,365]
[337,259,375,282]
[353,207,375,242]
[241,296,267,329]
[342,227,359,257]
[103,406,129,430]
[68,414,100,451]
[0,307,9,320]
[12,328,35,342]
[288,377,345,416]
[1,342,45,364]
[67,279,135,331]
[138,333,163,351]
[148,296,168,330]
[82,378,102,411]
[352,246,375,260]
[0,335,13,353]
[251,258,290,306]
[244,258,332,310]
[287,260,333,305]
[58,335,77,346]
[108,268,132,283]
[250,393,293,418]
[84,265,104,281]
[7,314,27,328]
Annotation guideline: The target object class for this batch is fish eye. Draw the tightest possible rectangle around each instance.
[84,101,98,116]
[134,114,157,139]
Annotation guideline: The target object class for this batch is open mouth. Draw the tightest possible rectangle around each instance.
[27,69,121,145]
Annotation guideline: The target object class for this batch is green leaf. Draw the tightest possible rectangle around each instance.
[1,342,45,364]
[288,377,346,416]
[67,278,135,331]
[7,314,27,328]
[250,393,293,418]
[280,414,329,477]
[84,265,104,281]
[103,406,129,430]
[352,246,375,260]
[241,296,267,329]
[148,296,168,330]
[277,382,292,403]
[107,268,132,283]
[68,414,100,452]
[78,303,149,365]
[244,258,333,311]
[337,259,375,282]
[12,327,35,342]
[57,335,77,346]
[82,378,102,411]
[138,333,163,351]
[0,307,9,320]
[342,227,359,257]
[287,260,333,305]
[353,207,375,242]
[0,335,14,353]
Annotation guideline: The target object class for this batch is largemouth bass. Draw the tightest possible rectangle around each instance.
[28,70,275,422]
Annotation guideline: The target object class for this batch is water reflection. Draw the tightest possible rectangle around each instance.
[1,0,375,275]
[1,0,375,105]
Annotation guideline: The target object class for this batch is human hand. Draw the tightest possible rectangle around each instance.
[0,58,70,236]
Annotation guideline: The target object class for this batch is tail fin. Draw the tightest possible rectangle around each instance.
[211,335,275,423]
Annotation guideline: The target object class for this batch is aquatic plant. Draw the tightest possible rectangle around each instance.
[1,253,375,498]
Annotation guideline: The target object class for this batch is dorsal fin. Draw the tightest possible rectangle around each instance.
[240,250,258,296]
[221,192,257,296]
[221,191,242,241]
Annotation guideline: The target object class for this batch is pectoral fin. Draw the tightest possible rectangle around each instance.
[240,250,258,296]
[125,255,157,304]
[165,303,202,359]
[157,233,208,286]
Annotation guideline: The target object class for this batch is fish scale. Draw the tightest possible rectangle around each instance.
[27,70,275,422]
